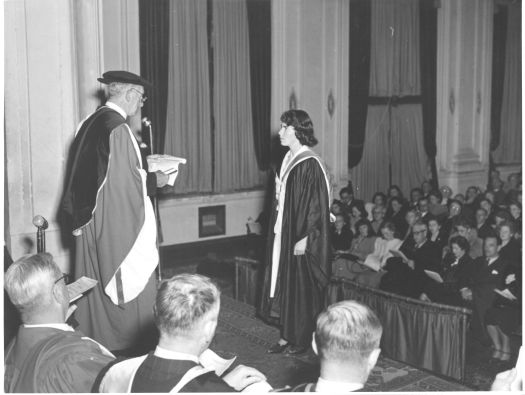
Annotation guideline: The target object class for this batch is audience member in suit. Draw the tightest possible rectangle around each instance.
[497,221,522,268]
[476,207,495,240]
[409,188,423,210]
[425,215,447,257]
[99,274,268,393]
[464,186,481,217]
[441,199,463,240]
[399,208,420,245]
[339,185,364,215]
[421,180,433,198]
[417,196,431,220]
[439,185,453,207]
[494,209,513,230]
[479,198,496,226]
[289,301,382,392]
[331,220,377,281]
[485,262,521,361]
[488,177,507,207]
[385,197,408,239]
[508,201,522,239]
[370,205,386,236]
[459,235,509,343]
[503,173,521,205]
[330,200,346,217]
[425,236,473,306]
[428,189,448,219]
[331,213,353,256]
[4,253,115,393]
[381,221,441,298]
[453,217,484,259]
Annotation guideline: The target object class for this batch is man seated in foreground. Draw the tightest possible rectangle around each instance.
[4,253,115,393]
[291,300,382,392]
[99,273,268,392]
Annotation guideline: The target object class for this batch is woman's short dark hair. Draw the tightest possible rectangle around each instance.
[372,192,387,205]
[349,201,367,218]
[449,235,470,253]
[380,221,396,234]
[388,185,403,198]
[355,219,374,236]
[280,109,318,147]
[425,214,442,227]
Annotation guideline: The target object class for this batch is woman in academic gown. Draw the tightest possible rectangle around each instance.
[259,109,332,355]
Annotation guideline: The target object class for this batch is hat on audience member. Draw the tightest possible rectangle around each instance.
[97,70,153,89]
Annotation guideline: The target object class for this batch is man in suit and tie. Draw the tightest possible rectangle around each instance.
[460,235,509,342]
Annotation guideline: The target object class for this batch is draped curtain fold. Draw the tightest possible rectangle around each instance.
[348,0,371,169]
[164,0,213,193]
[493,2,522,164]
[350,0,427,200]
[246,0,272,171]
[212,0,264,192]
[139,0,170,153]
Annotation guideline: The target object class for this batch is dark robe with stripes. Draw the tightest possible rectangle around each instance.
[61,105,158,351]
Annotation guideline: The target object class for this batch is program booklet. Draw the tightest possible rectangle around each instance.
[147,154,187,186]
[67,276,98,303]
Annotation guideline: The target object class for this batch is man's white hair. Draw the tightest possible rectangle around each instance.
[4,253,62,321]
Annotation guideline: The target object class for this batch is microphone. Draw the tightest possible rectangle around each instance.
[33,215,49,230]
[142,117,152,127]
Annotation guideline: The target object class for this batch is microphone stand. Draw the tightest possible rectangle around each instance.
[144,119,162,281]
[33,215,48,253]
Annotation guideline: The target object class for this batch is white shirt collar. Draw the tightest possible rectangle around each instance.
[154,346,200,364]
[487,256,499,266]
[105,101,127,119]
[23,323,74,331]
[316,377,363,392]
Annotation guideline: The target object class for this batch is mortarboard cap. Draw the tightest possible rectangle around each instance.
[97,70,153,89]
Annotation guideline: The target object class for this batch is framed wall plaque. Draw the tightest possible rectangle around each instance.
[198,205,226,238]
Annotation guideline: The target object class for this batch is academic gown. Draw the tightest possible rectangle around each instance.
[259,151,331,347]
[60,105,158,351]
[5,326,114,393]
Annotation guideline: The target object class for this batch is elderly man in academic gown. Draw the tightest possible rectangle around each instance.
[259,109,332,355]
[60,71,168,353]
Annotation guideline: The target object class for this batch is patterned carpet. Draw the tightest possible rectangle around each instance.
[211,295,472,392]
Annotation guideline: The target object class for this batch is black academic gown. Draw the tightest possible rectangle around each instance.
[259,153,331,347]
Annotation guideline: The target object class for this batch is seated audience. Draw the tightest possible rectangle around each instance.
[348,201,368,235]
[400,207,420,245]
[99,274,267,392]
[371,191,387,209]
[381,221,441,299]
[425,236,473,306]
[460,235,509,342]
[370,205,386,236]
[497,221,521,268]
[475,207,494,240]
[409,188,423,209]
[485,262,521,361]
[339,185,363,213]
[330,200,346,218]
[439,185,453,207]
[331,220,377,281]
[387,184,404,203]
[385,197,407,239]
[454,193,466,204]
[508,201,522,238]
[426,215,446,257]
[331,213,353,256]
[488,177,506,207]
[421,180,433,198]
[428,189,448,219]
[479,197,496,224]
[464,186,481,216]
[290,300,382,392]
[441,199,463,240]
[493,209,513,230]
[417,196,431,219]
[504,173,521,204]
[4,253,115,393]
[453,217,483,259]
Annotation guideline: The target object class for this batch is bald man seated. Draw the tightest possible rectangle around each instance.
[4,253,114,393]
[99,274,269,392]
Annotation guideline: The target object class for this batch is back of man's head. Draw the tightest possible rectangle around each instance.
[154,274,220,340]
[4,253,66,323]
[314,300,382,377]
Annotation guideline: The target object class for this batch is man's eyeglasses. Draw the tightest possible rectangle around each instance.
[129,87,147,104]
[413,229,426,235]
[54,273,71,285]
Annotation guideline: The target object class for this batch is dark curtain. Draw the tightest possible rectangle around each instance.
[327,278,471,381]
[348,0,371,169]
[489,5,509,152]
[246,0,272,171]
[139,0,170,154]
[419,0,438,188]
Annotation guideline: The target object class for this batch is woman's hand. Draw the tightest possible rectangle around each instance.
[294,237,308,255]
